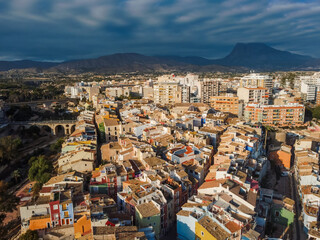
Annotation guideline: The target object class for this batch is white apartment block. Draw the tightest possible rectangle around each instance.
[240,73,273,89]
[300,73,320,102]
[301,81,317,102]
[237,87,269,104]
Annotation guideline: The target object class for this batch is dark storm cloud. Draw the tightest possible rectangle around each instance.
[0,0,319,61]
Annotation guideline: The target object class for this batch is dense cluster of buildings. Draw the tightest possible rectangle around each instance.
[17,72,320,239]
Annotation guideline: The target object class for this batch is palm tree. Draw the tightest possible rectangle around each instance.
[12,170,21,183]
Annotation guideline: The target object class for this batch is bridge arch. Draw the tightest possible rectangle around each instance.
[70,125,76,134]
[54,125,65,136]
[41,125,53,135]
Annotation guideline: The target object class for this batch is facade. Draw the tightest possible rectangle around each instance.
[195,216,231,240]
[237,87,269,104]
[135,202,161,239]
[201,79,225,103]
[317,90,320,105]
[104,118,121,143]
[181,85,191,103]
[209,95,240,115]
[244,103,305,126]
[240,73,273,89]
[301,81,317,102]
[154,80,183,105]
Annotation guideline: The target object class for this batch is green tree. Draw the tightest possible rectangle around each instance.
[50,138,64,153]
[0,136,22,165]
[28,156,53,184]
[280,76,286,87]
[19,230,39,240]
[287,72,296,89]
[32,182,42,200]
[0,181,19,212]
[12,170,21,183]
[312,105,320,119]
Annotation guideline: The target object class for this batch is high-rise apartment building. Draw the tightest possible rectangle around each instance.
[180,85,190,103]
[209,94,240,115]
[301,81,317,102]
[201,79,225,103]
[237,87,269,105]
[299,73,320,103]
[240,73,273,89]
[154,81,189,105]
[244,103,305,126]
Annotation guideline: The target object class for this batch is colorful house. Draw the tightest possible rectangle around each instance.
[195,216,231,240]
[49,190,74,227]
[29,215,51,231]
[74,213,92,239]
[135,201,161,239]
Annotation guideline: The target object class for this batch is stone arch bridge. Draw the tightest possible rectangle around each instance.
[10,120,77,135]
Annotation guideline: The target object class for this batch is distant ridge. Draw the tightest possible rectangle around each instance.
[0,60,59,71]
[1,43,319,72]
[211,42,317,70]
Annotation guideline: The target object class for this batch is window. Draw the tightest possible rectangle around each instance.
[53,205,58,210]
[275,211,280,217]
[147,217,150,220]
[201,231,204,236]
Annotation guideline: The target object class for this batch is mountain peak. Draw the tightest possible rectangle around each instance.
[216,42,313,70]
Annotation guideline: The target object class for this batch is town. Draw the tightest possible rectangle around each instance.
[1,71,320,240]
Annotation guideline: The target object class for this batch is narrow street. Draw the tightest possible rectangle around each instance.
[291,172,306,240]
[290,145,307,240]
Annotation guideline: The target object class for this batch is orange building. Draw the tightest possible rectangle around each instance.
[74,213,92,239]
[316,91,320,105]
[269,145,292,169]
[210,95,239,115]
[29,215,51,231]
[244,103,305,127]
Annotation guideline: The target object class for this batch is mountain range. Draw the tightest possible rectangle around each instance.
[1,43,320,73]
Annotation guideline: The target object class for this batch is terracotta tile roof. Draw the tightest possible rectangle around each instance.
[103,118,119,126]
[40,187,53,194]
[136,202,160,218]
[45,171,76,185]
[198,179,227,190]
[177,210,191,217]
[198,216,230,240]
[225,221,242,233]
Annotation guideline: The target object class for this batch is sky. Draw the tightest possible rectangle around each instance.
[0,0,320,61]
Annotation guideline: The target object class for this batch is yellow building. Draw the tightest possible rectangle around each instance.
[29,215,51,231]
[195,216,230,240]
